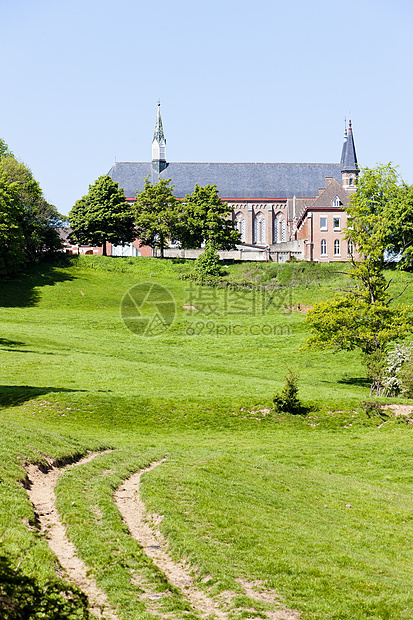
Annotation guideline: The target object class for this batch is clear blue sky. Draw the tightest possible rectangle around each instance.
[1,0,412,216]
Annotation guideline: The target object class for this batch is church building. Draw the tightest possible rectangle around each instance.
[108,105,359,262]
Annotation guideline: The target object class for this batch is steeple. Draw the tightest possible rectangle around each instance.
[341,119,358,191]
[152,102,167,173]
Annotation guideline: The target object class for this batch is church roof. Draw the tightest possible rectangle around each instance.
[341,120,358,173]
[108,161,344,200]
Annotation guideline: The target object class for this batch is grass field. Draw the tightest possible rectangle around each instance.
[1,256,413,620]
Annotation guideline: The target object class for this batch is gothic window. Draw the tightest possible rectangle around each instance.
[240,218,245,242]
[334,239,340,255]
[333,196,341,207]
[274,216,278,243]
[280,219,286,242]
[254,215,265,244]
[348,239,354,255]
[321,239,327,255]
[236,213,245,243]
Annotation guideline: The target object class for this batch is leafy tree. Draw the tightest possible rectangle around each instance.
[385,183,413,267]
[0,138,14,159]
[178,184,240,250]
[70,175,135,256]
[305,164,413,394]
[0,174,25,276]
[133,176,179,258]
[0,156,62,261]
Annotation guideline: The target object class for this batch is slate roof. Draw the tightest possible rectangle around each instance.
[108,161,344,200]
[341,121,358,173]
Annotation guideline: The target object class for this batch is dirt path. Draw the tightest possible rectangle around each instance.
[114,460,299,620]
[25,452,120,620]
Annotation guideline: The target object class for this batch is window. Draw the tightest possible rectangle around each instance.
[280,219,286,242]
[334,239,340,255]
[320,216,327,230]
[236,214,246,242]
[348,239,354,255]
[240,218,245,242]
[254,216,265,244]
[333,217,340,230]
[274,217,278,243]
[349,177,353,185]
[333,196,341,207]
[321,239,327,255]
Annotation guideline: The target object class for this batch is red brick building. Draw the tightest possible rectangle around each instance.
[107,106,359,262]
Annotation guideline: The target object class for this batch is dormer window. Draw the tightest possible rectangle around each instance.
[333,196,341,207]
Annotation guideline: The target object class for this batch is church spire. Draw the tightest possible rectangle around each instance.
[341,119,358,173]
[341,119,358,191]
[152,102,167,168]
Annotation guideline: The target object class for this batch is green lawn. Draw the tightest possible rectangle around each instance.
[1,256,413,620]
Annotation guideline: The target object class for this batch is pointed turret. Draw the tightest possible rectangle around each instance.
[152,102,167,173]
[341,119,358,191]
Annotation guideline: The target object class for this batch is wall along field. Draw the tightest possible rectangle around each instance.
[1,256,413,620]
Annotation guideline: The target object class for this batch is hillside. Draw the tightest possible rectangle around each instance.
[1,256,413,620]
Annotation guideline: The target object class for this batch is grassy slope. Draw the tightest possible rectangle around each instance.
[1,257,413,620]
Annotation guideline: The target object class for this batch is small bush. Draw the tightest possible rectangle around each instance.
[273,369,303,415]
[398,359,413,397]
[359,400,386,419]
[193,242,222,280]
[0,554,89,620]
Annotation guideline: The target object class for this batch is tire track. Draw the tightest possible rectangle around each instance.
[115,459,229,620]
[114,460,300,620]
[25,452,119,620]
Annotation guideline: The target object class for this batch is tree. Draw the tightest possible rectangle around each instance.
[133,176,179,258]
[178,184,240,250]
[0,138,14,159]
[0,156,63,261]
[0,174,25,276]
[305,164,413,394]
[69,175,135,256]
[384,183,413,267]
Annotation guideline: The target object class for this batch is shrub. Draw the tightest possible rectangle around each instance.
[0,553,89,620]
[359,400,385,419]
[273,369,303,414]
[193,242,222,280]
[398,359,413,397]
[382,343,413,396]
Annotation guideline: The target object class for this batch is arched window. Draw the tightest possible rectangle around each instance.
[274,216,278,243]
[334,239,340,255]
[280,219,286,242]
[348,239,354,255]
[333,196,341,207]
[235,213,245,242]
[254,215,265,244]
[321,239,327,256]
